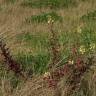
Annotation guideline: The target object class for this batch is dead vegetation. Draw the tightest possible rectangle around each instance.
[0,0,96,96]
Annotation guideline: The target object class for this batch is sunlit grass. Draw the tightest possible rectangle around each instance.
[21,0,77,9]
[81,10,96,22]
[25,12,62,24]
[4,0,16,4]
[15,51,50,75]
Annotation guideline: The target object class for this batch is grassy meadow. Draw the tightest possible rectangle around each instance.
[0,0,96,96]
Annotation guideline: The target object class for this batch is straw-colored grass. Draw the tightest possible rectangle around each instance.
[0,0,96,96]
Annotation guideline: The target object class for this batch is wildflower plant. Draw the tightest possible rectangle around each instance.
[4,0,16,4]
[47,13,62,69]
[79,45,86,54]
[81,10,96,22]
[89,43,96,51]
[77,26,82,34]
[68,60,74,65]
[43,47,96,95]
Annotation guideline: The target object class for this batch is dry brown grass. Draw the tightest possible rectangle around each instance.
[3,71,94,96]
[0,0,96,96]
[10,75,55,96]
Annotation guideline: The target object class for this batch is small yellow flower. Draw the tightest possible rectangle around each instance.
[44,72,51,78]
[48,19,54,24]
[68,60,74,65]
[51,19,54,23]
[77,26,82,33]
[90,43,95,50]
[79,45,86,54]
[48,19,51,24]
[47,15,54,24]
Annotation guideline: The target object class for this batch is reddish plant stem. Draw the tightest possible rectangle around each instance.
[0,39,26,79]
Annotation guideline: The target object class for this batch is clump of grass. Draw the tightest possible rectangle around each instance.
[21,0,77,9]
[0,5,2,11]
[25,12,62,24]
[21,0,60,9]
[0,65,22,94]
[81,10,96,22]
[33,53,50,74]
[16,32,49,48]
[10,74,22,89]
[15,51,50,75]
[79,28,96,53]
[4,0,16,4]
[16,32,50,75]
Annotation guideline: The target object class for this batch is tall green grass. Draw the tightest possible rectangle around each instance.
[0,63,21,89]
[21,0,77,9]
[81,10,96,22]
[15,51,50,75]
[4,0,16,4]
[16,32,49,49]
[15,25,96,74]
[25,12,62,24]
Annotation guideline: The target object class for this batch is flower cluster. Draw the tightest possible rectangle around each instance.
[79,45,86,54]
[43,44,94,90]
[79,43,96,55]
[68,60,74,65]
[77,26,82,33]
[47,15,54,24]
[89,43,95,51]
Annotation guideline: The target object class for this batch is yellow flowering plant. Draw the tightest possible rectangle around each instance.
[89,43,95,51]
[68,60,74,65]
[77,26,82,33]
[47,15,54,24]
[79,45,86,54]
[43,72,51,78]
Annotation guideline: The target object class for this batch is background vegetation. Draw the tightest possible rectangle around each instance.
[0,0,96,96]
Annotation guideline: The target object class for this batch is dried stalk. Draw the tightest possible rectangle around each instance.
[0,39,26,80]
[48,20,61,69]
